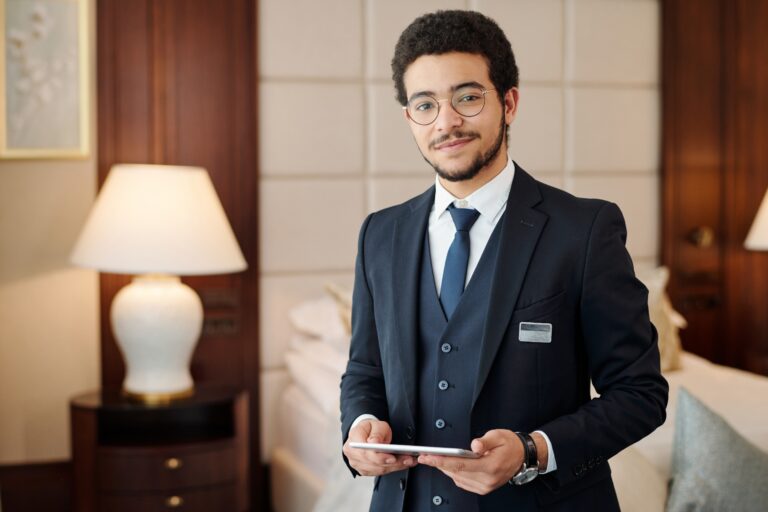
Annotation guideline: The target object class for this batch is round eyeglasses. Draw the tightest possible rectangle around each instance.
[403,86,497,126]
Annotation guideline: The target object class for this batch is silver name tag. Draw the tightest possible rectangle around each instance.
[519,322,552,343]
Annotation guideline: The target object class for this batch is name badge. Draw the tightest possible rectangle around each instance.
[519,322,552,343]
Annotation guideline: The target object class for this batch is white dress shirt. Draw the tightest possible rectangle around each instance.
[351,156,557,474]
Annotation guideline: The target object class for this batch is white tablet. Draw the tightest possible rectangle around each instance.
[349,442,481,459]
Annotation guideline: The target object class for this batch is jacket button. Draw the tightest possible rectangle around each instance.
[406,426,414,440]
[435,418,446,429]
[399,478,406,491]
[441,343,452,353]
[438,380,449,391]
[432,495,443,506]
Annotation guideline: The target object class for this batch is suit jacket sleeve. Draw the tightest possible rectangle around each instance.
[339,213,390,474]
[538,202,668,489]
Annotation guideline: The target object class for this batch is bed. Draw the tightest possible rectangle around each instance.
[267,272,768,512]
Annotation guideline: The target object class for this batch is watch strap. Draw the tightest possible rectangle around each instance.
[510,431,540,486]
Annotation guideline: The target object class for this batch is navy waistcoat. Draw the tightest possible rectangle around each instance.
[404,217,503,512]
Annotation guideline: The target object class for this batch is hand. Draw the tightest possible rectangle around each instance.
[342,419,417,477]
[417,429,524,495]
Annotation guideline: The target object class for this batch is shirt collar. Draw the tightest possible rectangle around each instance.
[433,156,516,225]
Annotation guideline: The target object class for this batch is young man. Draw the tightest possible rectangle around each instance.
[340,10,668,512]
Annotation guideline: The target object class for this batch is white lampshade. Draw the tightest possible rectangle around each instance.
[71,163,246,275]
[70,163,246,402]
[745,188,768,251]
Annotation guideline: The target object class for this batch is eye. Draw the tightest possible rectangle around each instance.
[459,93,480,103]
[456,92,482,103]
[413,100,436,112]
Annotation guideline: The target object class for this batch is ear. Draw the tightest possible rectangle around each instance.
[402,106,411,124]
[504,88,519,125]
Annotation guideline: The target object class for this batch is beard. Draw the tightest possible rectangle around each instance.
[421,115,507,182]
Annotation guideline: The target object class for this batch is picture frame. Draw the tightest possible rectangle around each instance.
[0,0,89,159]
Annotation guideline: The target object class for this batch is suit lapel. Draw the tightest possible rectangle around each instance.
[472,166,548,409]
[391,186,434,423]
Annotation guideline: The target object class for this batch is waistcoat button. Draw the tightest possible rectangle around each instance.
[438,380,449,391]
[435,418,445,429]
[432,495,443,506]
[441,343,452,353]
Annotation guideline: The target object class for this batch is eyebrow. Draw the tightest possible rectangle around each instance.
[407,81,486,103]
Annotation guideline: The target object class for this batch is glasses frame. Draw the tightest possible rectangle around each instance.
[403,87,497,126]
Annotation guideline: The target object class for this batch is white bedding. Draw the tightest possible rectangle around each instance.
[633,351,768,478]
[276,385,337,479]
[271,350,768,512]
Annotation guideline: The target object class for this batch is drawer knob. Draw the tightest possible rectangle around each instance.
[165,495,184,508]
[164,457,183,470]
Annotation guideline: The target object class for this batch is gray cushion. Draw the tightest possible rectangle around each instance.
[667,387,768,512]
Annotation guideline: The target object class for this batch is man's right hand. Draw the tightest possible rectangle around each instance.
[342,419,417,476]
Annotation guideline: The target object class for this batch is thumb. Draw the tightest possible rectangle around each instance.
[367,421,392,444]
[471,429,506,454]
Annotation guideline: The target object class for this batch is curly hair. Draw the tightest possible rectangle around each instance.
[391,10,519,106]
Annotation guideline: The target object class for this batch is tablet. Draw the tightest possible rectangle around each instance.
[349,442,481,459]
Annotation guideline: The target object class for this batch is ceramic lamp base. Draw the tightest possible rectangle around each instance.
[111,274,203,400]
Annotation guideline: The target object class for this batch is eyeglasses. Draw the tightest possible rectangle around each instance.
[403,86,497,126]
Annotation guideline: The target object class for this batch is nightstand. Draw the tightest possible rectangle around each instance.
[70,388,249,512]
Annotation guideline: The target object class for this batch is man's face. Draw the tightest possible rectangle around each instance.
[402,52,518,182]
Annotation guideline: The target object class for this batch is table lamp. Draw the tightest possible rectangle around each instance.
[71,164,247,403]
[745,188,768,250]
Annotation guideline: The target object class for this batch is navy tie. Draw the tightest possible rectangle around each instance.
[440,205,480,319]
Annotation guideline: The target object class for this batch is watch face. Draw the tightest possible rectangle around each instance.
[512,467,539,485]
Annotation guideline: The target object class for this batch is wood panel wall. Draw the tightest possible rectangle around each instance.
[96,0,262,501]
[663,0,768,374]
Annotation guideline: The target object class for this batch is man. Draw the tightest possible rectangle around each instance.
[340,10,668,512]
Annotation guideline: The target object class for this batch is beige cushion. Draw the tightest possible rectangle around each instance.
[667,387,768,512]
[325,282,352,335]
[611,446,667,512]
[637,266,686,371]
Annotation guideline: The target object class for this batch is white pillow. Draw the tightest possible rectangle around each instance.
[290,335,348,377]
[284,350,341,418]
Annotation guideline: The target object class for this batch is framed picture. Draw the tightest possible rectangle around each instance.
[0,0,89,159]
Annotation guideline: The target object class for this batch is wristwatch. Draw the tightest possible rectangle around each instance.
[511,432,539,485]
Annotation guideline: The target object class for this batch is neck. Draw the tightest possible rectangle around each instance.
[438,150,509,199]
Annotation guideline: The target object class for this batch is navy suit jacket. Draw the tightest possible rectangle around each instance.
[340,165,668,511]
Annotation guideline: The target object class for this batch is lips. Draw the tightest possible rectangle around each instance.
[433,137,475,151]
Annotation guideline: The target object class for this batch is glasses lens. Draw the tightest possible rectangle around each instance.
[452,87,486,117]
[407,96,439,125]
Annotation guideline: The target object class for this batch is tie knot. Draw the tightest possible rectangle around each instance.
[448,205,480,232]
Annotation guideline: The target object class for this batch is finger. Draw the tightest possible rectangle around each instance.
[446,468,503,495]
[361,449,418,467]
[418,454,485,473]
[353,460,412,476]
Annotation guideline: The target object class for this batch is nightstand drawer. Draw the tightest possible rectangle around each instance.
[98,440,237,491]
[99,483,237,511]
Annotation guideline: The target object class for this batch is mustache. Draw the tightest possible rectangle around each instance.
[428,130,481,150]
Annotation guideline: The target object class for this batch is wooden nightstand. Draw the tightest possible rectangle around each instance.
[70,388,249,512]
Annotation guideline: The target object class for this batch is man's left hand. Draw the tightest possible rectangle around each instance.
[417,429,524,495]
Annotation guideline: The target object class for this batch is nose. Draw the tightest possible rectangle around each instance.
[433,101,463,133]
